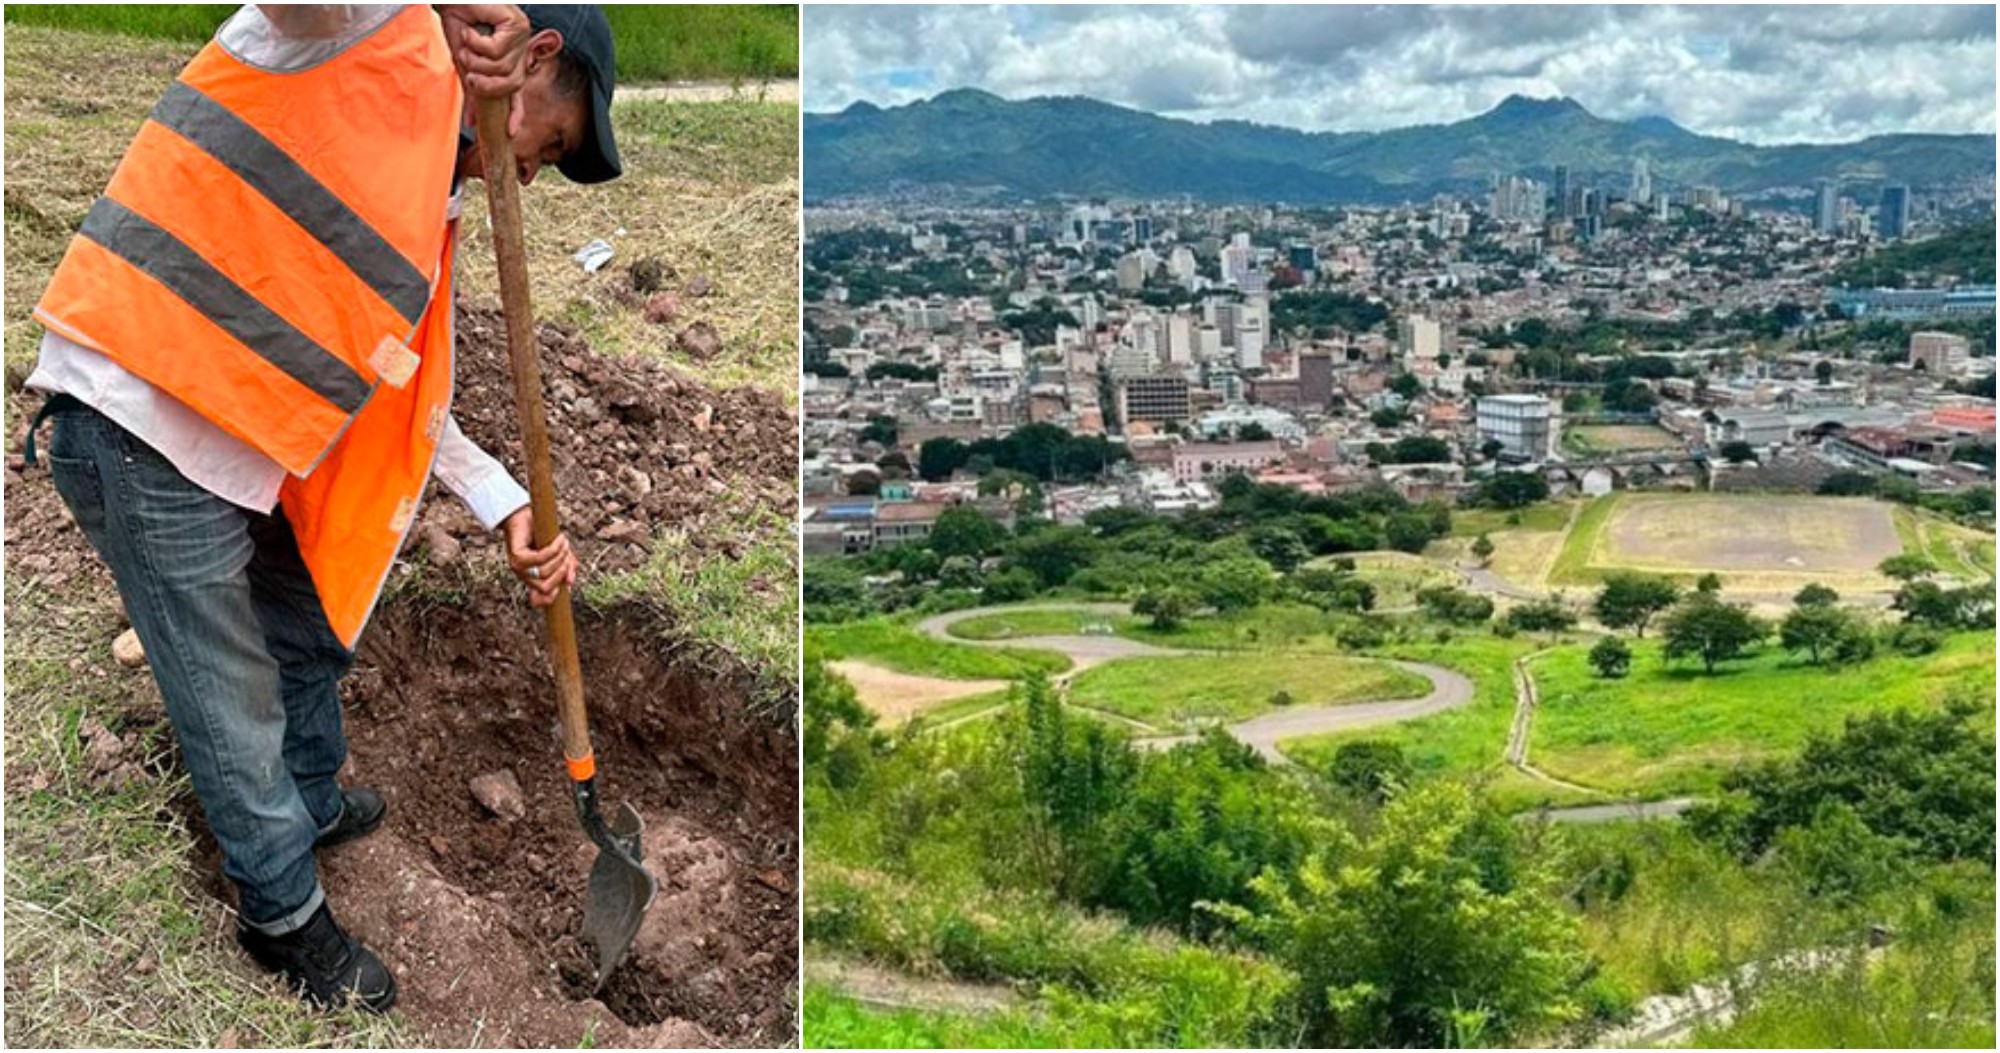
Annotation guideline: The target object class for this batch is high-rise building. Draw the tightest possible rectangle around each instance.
[1287,242,1318,275]
[1132,215,1153,243]
[1490,174,1545,223]
[1167,245,1198,285]
[1476,394,1557,461]
[1117,375,1192,424]
[1629,158,1651,206]
[1399,314,1445,360]
[1165,313,1193,365]
[1221,232,1255,286]
[1236,319,1266,371]
[1880,185,1910,240]
[1814,180,1839,235]
[1552,164,1571,218]
[1115,250,1149,291]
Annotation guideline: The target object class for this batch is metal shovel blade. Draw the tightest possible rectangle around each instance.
[583,800,658,989]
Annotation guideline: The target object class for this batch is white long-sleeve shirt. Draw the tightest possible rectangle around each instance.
[25,4,528,531]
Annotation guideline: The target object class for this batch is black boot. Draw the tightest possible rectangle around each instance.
[237,902,397,1013]
[314,787,386,850]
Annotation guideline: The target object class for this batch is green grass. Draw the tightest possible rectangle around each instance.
[2,5,799,80]
[1449,501,1575,538]
[947,609,1138,641]
[1907,509,1994,583]
[1068,654,1428,729]
[1528,629,1997,799]
[580,495,797,717]
[811,618,1072,680]
[1547,494,1621,586]
[915,688,1016,728]
[805,986,1088,1049]
[4,578,405,1047]
[1684,930,1996,1048]
[618,97,800,186]
[1121,602,1352,652]
[1345,551,1463,609]
[1277,631,1599,813]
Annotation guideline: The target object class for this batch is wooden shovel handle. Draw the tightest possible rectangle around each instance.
[475,95,594,781]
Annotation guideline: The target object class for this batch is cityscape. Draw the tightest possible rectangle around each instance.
[800,4,1995,1049]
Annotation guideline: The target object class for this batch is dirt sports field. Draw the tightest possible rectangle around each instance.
[1598,493,1902,574]
[3,23,801,1050]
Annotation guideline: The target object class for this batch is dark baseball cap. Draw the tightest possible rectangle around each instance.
[522,4,621,184]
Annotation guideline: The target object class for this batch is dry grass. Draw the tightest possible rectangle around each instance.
[3,577,408,1047]
[1555,492,1912,593]
[454,96,799,399]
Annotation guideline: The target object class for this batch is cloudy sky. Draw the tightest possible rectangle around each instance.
[803,4,1996,143]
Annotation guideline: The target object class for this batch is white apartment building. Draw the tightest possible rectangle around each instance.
[1476,394,1557,460]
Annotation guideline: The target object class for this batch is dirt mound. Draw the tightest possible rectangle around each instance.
[4,302,800,1047]
[423,305,796,576]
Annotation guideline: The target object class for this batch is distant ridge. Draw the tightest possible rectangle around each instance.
[805,91,1995,204]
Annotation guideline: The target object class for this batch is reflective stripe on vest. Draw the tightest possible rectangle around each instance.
[33,4,462,477]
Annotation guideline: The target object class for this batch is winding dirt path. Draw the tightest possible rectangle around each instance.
[916,604,1472,762]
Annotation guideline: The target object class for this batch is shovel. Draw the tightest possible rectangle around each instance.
[474,94,657,989]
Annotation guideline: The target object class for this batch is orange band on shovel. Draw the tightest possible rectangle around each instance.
[566,752,596,782]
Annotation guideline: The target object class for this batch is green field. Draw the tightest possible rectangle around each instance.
[947,609,1137,641]
[810,618,1072,680]
[1,5,799,81]
[1562,423,1682,456]
[1068,654,1429,729]
[1448,501,1577,538]
[1278,632,1600,813]
[1528,630,1997,798]
[805,987,1078,1049]
[1345,551,1464,609]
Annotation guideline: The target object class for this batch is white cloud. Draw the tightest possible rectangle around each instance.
[802,3,1997,143]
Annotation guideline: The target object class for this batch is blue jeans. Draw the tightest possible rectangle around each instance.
[44,401,352,935]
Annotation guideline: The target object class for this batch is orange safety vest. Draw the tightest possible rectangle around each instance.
[35,6,466,648]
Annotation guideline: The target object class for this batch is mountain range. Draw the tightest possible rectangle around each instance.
[804,89,1995,205]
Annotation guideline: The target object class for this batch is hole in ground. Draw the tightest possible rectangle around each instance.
[185,588,798,1047]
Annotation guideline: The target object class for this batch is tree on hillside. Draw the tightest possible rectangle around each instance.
[1470,533,1496,566]
[928,505,1004,560]
[1589,635,1632,679]
[917,436,970,481]
[1879,553,1938,582]
[1505,598,1577,640]
[1695,572,1724,594]
[1592,572,1680,637]
[1224,781,1589,1047]
[1779,603,1856,665]
[1793,583,1841,608]
[1198,555,1275,612]
[1688,699,1993,867]
[1004,526,1099,589]
[1661,595,1766,673]
[1133,586,1196,631]
[1474,471,1550,509]
[804,650,874,781]
[1325,739,1413,803]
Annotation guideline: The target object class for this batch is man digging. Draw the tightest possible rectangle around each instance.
[24,3,621,1013]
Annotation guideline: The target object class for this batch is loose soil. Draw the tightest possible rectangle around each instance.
[828,660,1009,726]
[4,303,800,1047]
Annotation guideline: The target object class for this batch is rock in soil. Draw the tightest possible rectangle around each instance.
[675,322,722,361]
[684,275,714,298]
[469,769,527,821]
[642,292,679,326]
[111,628,146,668]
